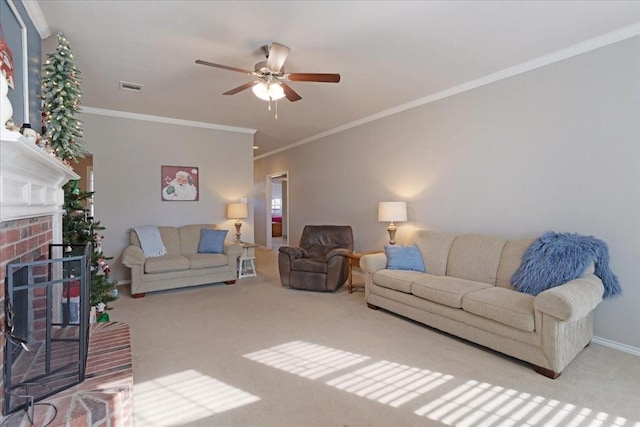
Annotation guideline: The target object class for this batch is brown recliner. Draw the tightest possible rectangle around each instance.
[278,225,354,292]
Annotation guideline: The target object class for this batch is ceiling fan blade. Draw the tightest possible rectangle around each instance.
[223,81,257,95]
[281,83,302,102]
[195,60,253,75]
[266,43,290,73]
[287,73,341,83]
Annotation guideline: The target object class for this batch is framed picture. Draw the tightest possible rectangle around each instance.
[161,165,199,201]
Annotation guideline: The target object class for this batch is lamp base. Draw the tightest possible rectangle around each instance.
[234,221,243,243]
[387,223,397,245]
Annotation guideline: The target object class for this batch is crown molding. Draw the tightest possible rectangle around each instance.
[80,106,257,134]
[22,0,51,39]
[256,23,640,160]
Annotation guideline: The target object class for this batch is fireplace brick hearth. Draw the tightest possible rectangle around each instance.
[0,322,133,426]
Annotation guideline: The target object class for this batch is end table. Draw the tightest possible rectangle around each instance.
[346,251,383,293]
[238,242,259,279]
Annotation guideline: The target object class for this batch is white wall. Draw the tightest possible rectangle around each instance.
[254,37,640,349]
[81,112,254,282]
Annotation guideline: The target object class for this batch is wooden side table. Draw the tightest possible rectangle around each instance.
[346,251,383,293]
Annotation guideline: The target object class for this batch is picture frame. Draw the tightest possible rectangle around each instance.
[161,165,199,201]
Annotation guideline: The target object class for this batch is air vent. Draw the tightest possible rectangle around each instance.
[119,81,143,92]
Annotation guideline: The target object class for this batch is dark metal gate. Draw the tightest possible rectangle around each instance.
[3,243,91,417]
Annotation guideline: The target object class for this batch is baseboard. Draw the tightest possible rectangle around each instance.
[116,280,131,286]
[592,336,640,356]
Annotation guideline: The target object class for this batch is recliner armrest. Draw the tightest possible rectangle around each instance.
[279,246,308,260]
[325,248,351,259]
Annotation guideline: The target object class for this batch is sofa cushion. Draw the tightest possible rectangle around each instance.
[408,231,456,277]
[157,227,182,255]
[373,270,426,294]
[385,245,426,272]
[180,224,218,254]
[496,239,534,290]
[412,276,493,308]
[198,229,228,254]
[144,255,190,273]
[462,287,535,332]
[184,253,230,269]
[447,234,506,285]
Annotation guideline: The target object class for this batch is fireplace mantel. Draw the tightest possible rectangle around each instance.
[0,130,79,222]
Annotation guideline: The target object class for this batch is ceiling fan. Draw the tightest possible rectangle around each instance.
[195,42,341,104]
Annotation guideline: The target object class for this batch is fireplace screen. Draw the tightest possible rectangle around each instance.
[3,244,91,415]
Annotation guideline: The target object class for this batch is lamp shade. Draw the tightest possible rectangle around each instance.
[227,202,248,219]
[378,201,407,222]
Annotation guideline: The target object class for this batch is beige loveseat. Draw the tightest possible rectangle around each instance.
[122,224,242,297]
[361,230,604,378]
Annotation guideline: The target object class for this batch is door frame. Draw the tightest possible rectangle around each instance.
[265,171,289,249]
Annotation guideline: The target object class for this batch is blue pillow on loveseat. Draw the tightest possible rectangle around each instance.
[198,229,228,254]
[385,245,426,272]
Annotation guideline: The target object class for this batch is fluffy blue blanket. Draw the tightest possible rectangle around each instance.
[511,231,621,298]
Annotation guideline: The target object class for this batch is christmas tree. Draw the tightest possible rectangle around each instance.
[41,33,85,160]
[62,180,117,308]
[42,34,118,309]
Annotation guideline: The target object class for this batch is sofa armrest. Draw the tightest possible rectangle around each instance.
[534,274,604,321]
[224,241,243,257]
[279,246,308,260]
[122,245,145,267]
[360,253,388,274]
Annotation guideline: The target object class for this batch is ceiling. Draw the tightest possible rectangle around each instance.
[36,1,640,158]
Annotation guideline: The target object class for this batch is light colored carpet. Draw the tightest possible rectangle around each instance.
[112,248,640,427]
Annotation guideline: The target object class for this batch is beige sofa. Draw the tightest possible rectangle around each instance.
[122,224,243,297]
[361,230,604,378]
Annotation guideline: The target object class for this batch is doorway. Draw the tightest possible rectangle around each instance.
[75,153,94,213]
[266,172,288,250]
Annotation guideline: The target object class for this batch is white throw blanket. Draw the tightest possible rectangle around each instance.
[134,226,167,257]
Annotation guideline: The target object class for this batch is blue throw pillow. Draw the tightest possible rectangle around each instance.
[198,229,228,254]
[385,245,426,272]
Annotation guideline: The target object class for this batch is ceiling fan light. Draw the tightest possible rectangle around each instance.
[252,82,270,101]
[269,83,285,100]
[252,82,285,101]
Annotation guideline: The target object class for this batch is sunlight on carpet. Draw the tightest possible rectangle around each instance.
[327,360,453,407]
[134,369,260,426]
[243,340,370,379]
[244,341,640,427]
[415,379,640,427]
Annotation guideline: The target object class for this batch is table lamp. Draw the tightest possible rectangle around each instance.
[378,201,407,245]
[227,202,249,243]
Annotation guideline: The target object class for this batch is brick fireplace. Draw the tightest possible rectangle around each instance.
[0,215,54,411]
[1,131,133,425]
[1,129,77,415]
